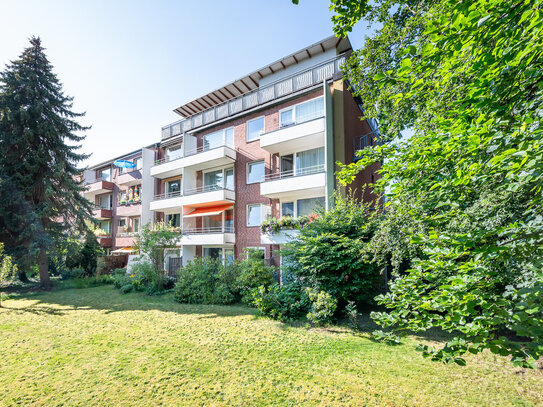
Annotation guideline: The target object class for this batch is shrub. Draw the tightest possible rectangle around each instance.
[306,288,337,327]
[251,282,310,322]
[345,300,359,330]
[61,267,85,280]
[174,257,237,305]
[234,249,275,304]
[120,284,133,294]
[283,194,381,307]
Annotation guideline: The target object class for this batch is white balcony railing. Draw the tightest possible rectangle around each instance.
[161,53,347,140]
[263,164,325,182]
[183,226,235,235]
[183,184,234,196]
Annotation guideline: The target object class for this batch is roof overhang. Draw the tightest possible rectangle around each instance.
[173,35,352,118]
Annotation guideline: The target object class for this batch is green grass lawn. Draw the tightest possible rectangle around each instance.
[0,286,541,407]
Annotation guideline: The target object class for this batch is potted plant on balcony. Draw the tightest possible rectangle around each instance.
[93,228,109,237]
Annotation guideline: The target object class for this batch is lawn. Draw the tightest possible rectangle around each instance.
[0,286,541,407]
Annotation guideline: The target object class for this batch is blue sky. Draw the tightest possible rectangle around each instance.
[0,1,373,167]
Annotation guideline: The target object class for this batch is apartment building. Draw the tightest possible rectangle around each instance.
[82,147,156,254]
[83,35,380,272]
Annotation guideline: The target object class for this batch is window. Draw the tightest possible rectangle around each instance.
[297,197,325,217]
[203,127,234,151]
[99,194,112,209]
[204,247,222,260]
[99,220,111,235]
[100,168,111,182]
[279,97,324,127]
[166,179,181,195]
[247,160,265,184]
[133,217,140,233]
[166,213,180,228]
[296,147,324,175]
[225,168,234,190]
[247,204,262,227]
[225,128,234,148]
[246,117,264,142]
[280,154,294,177]
[166,145,182,161]
[281,202,294,217]
[224,249,235,265]
[135,158,143,170]
[203,167,234,190]
[203,213,222,230]
[119,219,126,228]
[224,209,234,232]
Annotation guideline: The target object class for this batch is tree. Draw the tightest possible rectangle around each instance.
[135,222,180,292]
[0,242,17,307]
[317,0,543,367]
[0,37,93,288]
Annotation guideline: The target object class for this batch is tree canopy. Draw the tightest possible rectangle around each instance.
[0,37,93,287]
[319,0,543,368]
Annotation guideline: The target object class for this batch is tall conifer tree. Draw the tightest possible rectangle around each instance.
[0,37,93,288]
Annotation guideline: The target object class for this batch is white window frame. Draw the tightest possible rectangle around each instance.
[279,147,325,176]
[202,166,235,190]
[246,116,265,142]
[166,144,183,162]
[203,126,235,150]
[246,160,265,184]
[247,204,261,227]
[278,96,324,128]
[280,197,325,218]
[135,157,143,170]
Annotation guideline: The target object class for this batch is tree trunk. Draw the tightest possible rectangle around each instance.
[38,248,51,289]
[17,269,28,282]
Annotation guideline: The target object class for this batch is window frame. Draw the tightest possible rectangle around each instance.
[246,203,262,227]
[246,160,265,184]
[278,96,324,128]
[246,116,265,142]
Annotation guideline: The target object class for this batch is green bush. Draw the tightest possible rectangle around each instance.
[234,249,275,304]
[306,288,337,327]
[251,282,310,322]
[174,257,237,305]
[120,284,133,294]
[284,194,381,307]
[61,267,85,280]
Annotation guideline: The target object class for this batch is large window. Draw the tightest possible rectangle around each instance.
[281,202,294,217]
[100,168,111,182]
[166,213,180,228]
[279,97,324,128]
[166,179,181,195]
[246,117,264,142]
[247,204,262,227]
[297,197,325,217]
[203,127,234,151]
[279,147,324,177]
[133,217,140,233]
[203,247,234,265]
[99,220,111,235]
[203,167,234,190]
[166,144,182,161]
[99,194,112,209]
[247,160,265,184]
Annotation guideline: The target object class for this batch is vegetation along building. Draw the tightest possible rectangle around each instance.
[82,35,381,275]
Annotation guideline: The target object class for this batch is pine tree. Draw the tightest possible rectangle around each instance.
[0,37,94,288]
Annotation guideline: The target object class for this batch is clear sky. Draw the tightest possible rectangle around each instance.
[0,0,373,167]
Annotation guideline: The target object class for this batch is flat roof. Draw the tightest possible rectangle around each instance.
[173,35,352,118]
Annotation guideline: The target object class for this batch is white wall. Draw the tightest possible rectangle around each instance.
[259,49,337,87]
[141,147,155,226]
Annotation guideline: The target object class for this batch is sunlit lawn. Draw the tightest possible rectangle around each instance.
[0,286,541,406]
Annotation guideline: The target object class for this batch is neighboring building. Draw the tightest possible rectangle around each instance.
[82,146,157,254]
[84,35,380,274]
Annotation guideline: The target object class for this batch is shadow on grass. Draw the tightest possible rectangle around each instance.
[2,285,455,346]
[1,284,257,319]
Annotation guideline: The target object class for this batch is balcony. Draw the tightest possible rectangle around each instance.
[260,117,325,155]
[117,169,142,186]
[93,206,112,220]
[180,185,235,208]
[84,179,114,196]
[182,144,236,171]
[96,235,112,247]
[180,226,235,246]
[149,191,183,213]
[151,156,183,179]
[116,233,138,247]
[260,165,326,200]
[261,229,300,245]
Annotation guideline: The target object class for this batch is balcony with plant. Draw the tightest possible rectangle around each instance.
[260,214,318,235]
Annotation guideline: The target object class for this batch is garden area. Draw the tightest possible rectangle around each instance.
[0,285,541,407]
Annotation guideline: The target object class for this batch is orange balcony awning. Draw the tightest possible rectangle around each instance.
[184,204,233,218]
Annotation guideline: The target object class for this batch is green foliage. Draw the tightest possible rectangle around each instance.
[251,282,310,322]
[284,194,382,306]
[0,37,94,288]
[345,300,360,330]
[0,242,17,307]
[174,257,237,305]
[306,288,337,327]
[260,215,312,234]
[332,0,543,367]
[120,284,133,294]
[234,249,276,304]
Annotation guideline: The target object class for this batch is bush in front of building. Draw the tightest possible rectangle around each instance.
[234,249,276,305]
[251,281,310,322]
[174,257,237,305]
